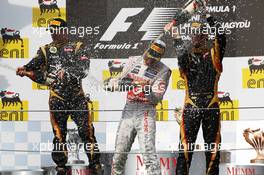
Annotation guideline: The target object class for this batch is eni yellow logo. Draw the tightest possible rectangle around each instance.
[242,58,264,89]
[102,60,125,80]
[156,100,169,121]
[32,82,49,90]
[32,0,66,27]
[171,69,185,90]
[0,28,29,58]
[0,91,28,121]
[88,100,99,122]
[219,92,239,121]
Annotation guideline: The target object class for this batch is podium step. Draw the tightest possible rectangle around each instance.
[0,170,46,175]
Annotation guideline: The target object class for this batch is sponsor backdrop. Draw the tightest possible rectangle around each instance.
[0,0,264,173]
[68,0,264,58]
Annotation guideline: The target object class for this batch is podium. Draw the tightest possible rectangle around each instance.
[0,170,46,175]
[220,164,264,175]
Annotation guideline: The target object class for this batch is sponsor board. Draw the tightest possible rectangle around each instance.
[171,70,239,121]
[0,28,29,58]
[219,92,239,121]
[242,58,264,89]
[171,69,185,90]
[0,91,28,121]
[32,1,66,28]
[156,100,169,121]
[69,0,264,58]
[88,100,99,122]
[129,154,177,175]
[102,59,125,80]
[221,164,263,175]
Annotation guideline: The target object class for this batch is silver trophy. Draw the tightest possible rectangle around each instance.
[243,128,264,163]
[66,129,85,164]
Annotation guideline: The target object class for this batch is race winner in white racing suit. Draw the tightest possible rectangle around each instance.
[106,40,171,175]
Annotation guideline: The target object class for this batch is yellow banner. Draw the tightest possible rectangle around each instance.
[220,100,239,121]
[0,38,29,58]
[32,7,66,27]
[102,69,122,80]
[242,68,264,89]
[32,82,49,90]
[0,101,28,121]
[171,69,185,90]
[88,101,99,122]
[156,100,169,121]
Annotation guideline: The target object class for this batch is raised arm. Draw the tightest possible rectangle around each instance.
[164,0,207,32]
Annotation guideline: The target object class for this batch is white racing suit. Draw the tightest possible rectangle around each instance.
[111,56,171,175]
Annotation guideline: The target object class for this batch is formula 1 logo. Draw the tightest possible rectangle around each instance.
[0,90,29,121]
[242,57,264,89]
[100,8,178,41]
[95,8,179,51]
[0,28,29,58]
[32,0,66,27]
[218,92,239,121]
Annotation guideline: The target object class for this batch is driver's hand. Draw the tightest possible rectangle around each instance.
[16,67,26,77]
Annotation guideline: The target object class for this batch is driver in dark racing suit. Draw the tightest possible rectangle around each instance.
[166,10,226,175]
[16,18,102,175]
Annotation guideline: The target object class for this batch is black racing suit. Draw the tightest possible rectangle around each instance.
[23,41,101,170]
[174,17,226,175]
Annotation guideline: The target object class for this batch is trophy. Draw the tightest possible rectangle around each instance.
[66,129,85,164]
[243,128,264,163]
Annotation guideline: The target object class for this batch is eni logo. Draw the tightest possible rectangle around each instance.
[88,100,99,122]
[0,91,28,121]
[0,28,29,58]
[32,0,66,27]
[156,100,169,121]
[171,69,185,90]
[218,92,239,121]
[242,57,264,89]
[102,60,125,80]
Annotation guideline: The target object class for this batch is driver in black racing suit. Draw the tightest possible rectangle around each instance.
[16,18,102,175]
[167,13,226,175]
